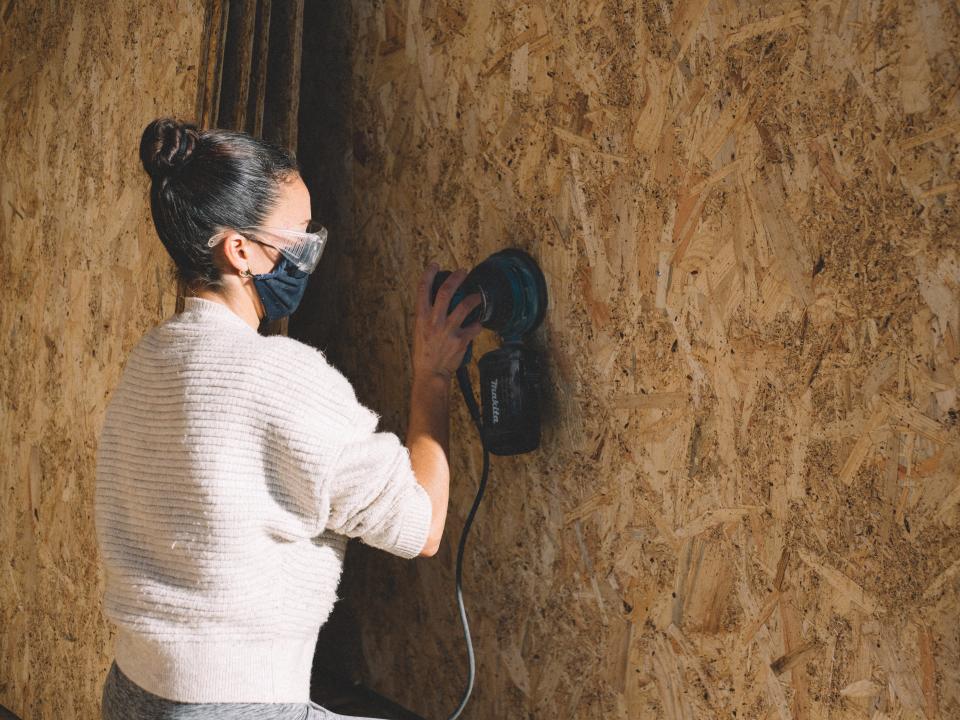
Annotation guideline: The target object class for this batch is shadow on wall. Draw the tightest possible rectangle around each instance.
[0,704,23,720]
[290,0,352,363]
[288,0,372,704]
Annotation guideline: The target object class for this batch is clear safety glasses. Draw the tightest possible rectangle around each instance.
[207,220,329,274]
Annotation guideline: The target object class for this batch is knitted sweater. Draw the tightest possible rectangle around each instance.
[94,295,433,703]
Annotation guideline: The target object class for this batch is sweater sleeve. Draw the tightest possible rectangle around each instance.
[263,337,433,559]
[324,429,434,559]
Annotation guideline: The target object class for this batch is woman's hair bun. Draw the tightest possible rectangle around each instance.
[139,117,200,180]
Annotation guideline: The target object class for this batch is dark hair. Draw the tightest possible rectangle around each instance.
[139,117,300,291]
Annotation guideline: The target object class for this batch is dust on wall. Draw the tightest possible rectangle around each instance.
[309,1,960,718]
[0,1,205,717]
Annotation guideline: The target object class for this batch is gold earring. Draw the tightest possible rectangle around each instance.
[240,268,252,278]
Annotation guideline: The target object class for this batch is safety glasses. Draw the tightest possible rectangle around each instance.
[207,220,329,274]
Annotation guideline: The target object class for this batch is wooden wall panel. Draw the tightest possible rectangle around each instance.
[0,2,205,717]
[312,1,960,718]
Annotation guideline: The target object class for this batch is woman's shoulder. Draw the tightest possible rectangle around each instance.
[255,335,377,429]
[257,334,335,375]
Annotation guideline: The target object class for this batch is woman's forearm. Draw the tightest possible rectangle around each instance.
[406,371,451,556]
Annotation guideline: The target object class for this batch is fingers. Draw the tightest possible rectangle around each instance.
[413,263,484,379]
[457,320,483,342]
[430,268,468,325]
[446,292,482,329]
[416,261,439,319]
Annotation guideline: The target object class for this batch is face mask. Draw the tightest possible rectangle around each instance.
[252,255,309,323]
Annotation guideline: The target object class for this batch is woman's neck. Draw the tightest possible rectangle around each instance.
[187,287,262,331]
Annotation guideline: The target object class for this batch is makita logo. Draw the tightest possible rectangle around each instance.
[490,378,500,424]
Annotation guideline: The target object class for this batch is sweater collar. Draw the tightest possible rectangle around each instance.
[181,296,259,334]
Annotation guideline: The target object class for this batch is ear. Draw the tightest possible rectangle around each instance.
[217,230,256,275]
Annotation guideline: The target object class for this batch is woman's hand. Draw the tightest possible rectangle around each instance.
[412,262,484,382]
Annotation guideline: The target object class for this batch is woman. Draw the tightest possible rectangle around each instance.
[95,118,483,719]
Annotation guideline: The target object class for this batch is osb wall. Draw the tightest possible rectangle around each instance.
[314,1,960,718]
[0,2,205,717]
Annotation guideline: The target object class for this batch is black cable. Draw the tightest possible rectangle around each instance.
[445,364,490,720]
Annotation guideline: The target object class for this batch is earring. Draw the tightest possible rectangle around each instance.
[240,268,253,278]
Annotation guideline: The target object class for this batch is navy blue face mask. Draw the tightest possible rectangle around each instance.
[252,255,309,324]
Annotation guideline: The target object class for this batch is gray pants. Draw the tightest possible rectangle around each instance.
[101,660,386,720]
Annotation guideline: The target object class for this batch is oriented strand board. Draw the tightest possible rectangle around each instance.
[0,2,205,717]
[308,1,960,718]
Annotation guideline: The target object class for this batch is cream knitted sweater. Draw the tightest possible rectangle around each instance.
[94,295,433,703]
